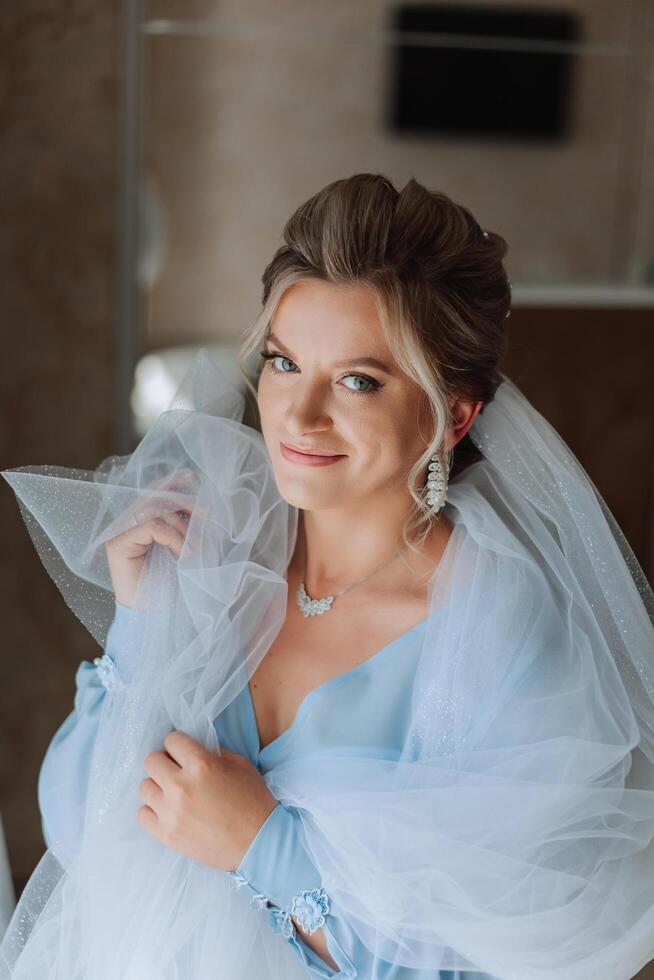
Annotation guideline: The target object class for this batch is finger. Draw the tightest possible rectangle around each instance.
[137,804,160,838]
[138,776,163,810]
[153,519,187,558]
[163,730,206,765]
[109,486,201,551]
[123,512,195,561]
[142,471,205,520]
[126,509,189,536]
[133,496,193,527]
[143,748,181,780]
[135,517,186,559]
[160,511,191,537]
[114,519,176,560]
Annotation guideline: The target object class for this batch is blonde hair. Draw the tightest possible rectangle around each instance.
[237,173,510,568]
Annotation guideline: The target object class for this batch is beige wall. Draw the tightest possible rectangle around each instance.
[141,0,653,351]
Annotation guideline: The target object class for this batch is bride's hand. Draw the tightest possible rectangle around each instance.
[137,731,278,872]
[104,472,198,608]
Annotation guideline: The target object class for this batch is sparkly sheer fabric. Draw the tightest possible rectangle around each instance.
[2,349,654,979]
[38,599,492,977]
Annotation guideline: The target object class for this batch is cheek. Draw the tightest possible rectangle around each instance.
[365,416,425,478]
[256,382,292,465]
[255,378,276,429]
[359,414,409,451]
[256,372,285,407]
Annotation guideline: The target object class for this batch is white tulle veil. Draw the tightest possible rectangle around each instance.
[1,348,654,980]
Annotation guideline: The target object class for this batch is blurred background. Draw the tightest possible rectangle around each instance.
[1,1,653,968]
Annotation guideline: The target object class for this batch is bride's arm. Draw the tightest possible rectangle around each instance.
[37,601,146,866]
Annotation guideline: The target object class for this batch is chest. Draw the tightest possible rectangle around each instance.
[247,597,427,753]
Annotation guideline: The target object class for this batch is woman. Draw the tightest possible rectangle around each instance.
[4,174,654,979]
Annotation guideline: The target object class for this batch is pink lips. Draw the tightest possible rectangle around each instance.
[280,442,346,466]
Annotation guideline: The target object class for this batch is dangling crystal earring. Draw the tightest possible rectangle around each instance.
[425,450,448,513]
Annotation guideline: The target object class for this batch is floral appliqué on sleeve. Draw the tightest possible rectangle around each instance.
[290,886,330,934]
[228,871,330,937]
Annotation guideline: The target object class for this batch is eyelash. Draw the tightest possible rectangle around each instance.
[258,350,383,396]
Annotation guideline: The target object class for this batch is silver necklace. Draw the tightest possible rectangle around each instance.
[296,542,409,617]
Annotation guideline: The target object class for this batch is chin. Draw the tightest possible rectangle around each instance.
[271,475,340,511]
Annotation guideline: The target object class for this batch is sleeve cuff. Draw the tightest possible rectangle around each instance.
[100,599,149,684]
[234,803,322,914]
[231,804,358,977]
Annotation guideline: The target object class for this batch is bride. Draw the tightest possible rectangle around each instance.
[3,173,654,979]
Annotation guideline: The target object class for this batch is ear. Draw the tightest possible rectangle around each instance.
[416,390,484,453]
[445,398,484,452]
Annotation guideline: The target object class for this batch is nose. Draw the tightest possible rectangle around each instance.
[282,384,333,437]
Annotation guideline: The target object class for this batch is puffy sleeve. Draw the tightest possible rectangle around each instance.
[37,601,147,868]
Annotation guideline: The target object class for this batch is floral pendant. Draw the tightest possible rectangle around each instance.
[296,583,335,617]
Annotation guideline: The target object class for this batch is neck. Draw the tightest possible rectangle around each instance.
[294,491,417,593]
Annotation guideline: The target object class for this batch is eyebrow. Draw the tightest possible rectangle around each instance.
[265,331,395,375]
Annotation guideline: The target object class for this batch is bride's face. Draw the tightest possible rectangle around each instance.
[256,278,435,513]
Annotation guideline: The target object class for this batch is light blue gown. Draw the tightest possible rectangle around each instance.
[38,601,497,980]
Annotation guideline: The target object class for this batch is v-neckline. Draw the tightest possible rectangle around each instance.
[244,615,429,762]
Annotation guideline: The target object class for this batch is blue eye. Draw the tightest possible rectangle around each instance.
[258,351,382,396]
